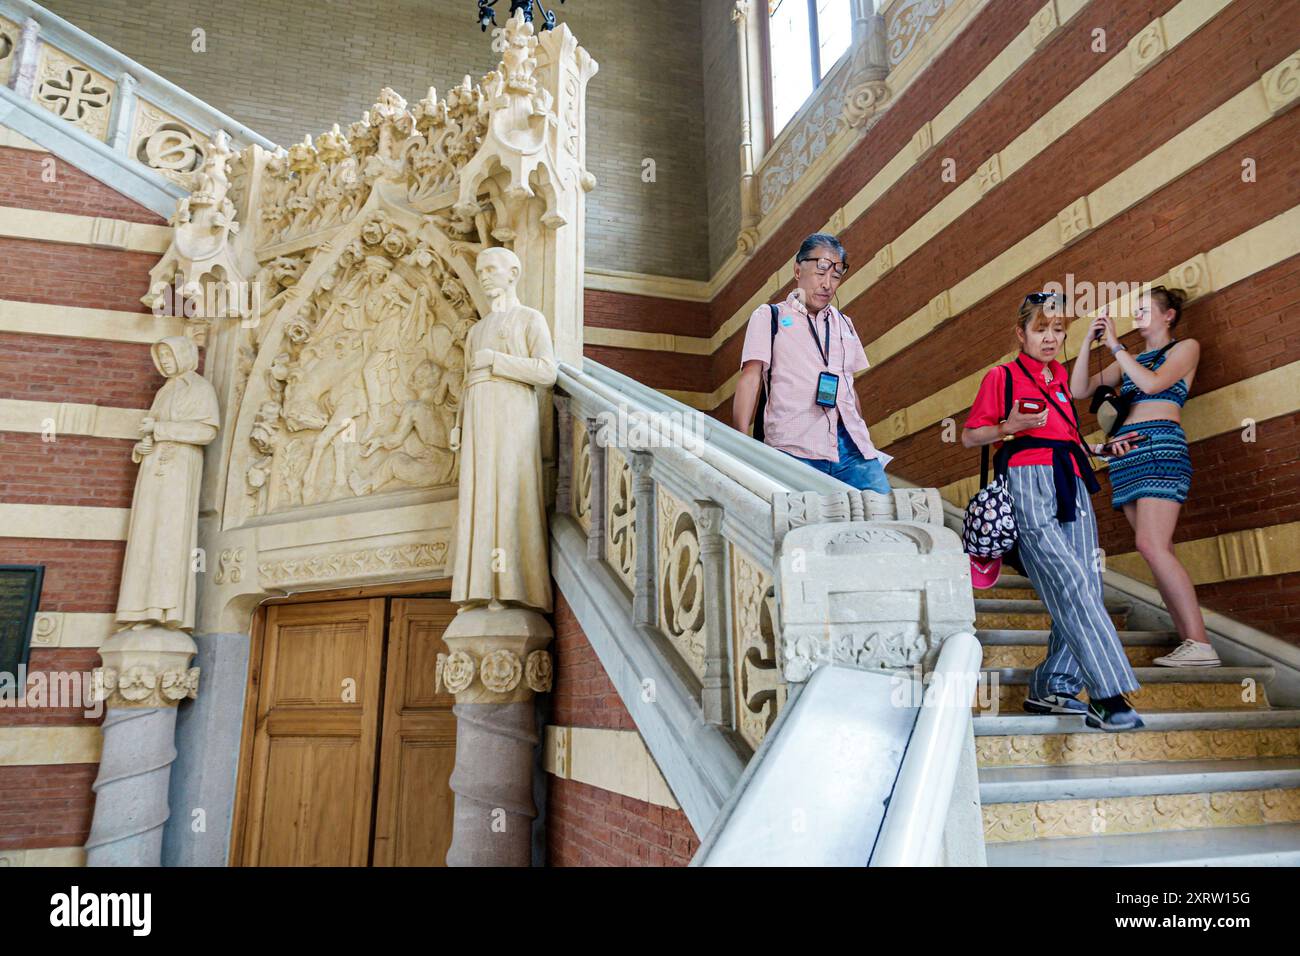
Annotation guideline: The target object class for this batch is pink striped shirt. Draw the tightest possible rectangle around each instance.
[740,291,892,467]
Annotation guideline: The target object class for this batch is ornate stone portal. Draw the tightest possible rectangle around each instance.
[89,10,597,867]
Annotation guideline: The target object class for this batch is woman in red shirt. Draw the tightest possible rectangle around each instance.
[962,293,1144,731]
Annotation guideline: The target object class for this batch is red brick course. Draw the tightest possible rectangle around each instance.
[1195,572,1300,642]
[0,332,163,408]
[0,649,104,728]
[547,776,699,867]
[0,237,160,314]
[0,539,124,614]
[585,287,710,338]
[547,587,700,865]
[0,147,165,225]
[0,432,137,508]
[0,762,97,849]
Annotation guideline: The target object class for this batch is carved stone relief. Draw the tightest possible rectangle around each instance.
[241,210,477,514]
[657,486,706,678]
[731,544,784,749]
[34,45,114,141]
[0,16,18,89]
[884,0,954,67]
[130,100,210,187]
[604,445,635,589]
[572,412,591,532]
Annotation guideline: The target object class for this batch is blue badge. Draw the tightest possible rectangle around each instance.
[1055,390,1067,402]
[779,315,793,327]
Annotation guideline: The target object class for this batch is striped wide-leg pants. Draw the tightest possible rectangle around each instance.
[1006,465,1140,701]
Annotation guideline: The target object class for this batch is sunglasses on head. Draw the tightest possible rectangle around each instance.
[1023,291,1062,305]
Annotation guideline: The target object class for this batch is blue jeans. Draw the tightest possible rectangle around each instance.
[787,421,891,494]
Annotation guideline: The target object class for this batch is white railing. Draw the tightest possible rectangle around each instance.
[0,0,276,200]
[554,358,982,855]
[872,630,983,865]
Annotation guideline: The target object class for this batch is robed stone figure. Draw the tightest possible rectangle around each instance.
[450,247,557,612]
[116,336,220,631]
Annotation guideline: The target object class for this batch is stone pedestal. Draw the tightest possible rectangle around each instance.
[85,626,198,867]
[437,607,553,867]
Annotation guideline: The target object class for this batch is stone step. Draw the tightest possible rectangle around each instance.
[980,757,1300,842]
[981,642,1171,668]
[974,708,1300,736]
[975,598,1132,614]
[975,586,1038,600]
[986,822,1300,866]
[977,629,1180,646]
[981,666,1273,714]
[975,723,1300,768]
[977,608,1129,632]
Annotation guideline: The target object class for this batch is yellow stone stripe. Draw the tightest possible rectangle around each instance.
[840,0,1232,309]
[30,612,116,650]
[883,203,1300,452]
[0,205,172,253]
[0,127,47,152]
[0,726,102,766]
[659,17,1292,402]
[584,326,713,355]
[0,503,131,540]
[543,725,679,809]
[1106,521,1300,589]
[0,398,145,440]
[0,847,86,866]
[0,298,184,344]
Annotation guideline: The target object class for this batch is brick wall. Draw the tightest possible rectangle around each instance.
[548,589,699,866]
[690,0,1300,643]
[0,143,167,850]
[42,0,713,280]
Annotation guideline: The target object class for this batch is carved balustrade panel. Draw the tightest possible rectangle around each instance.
[657,484,706,680]
[604,444,635,589]
[731,543,784,749]
[572,413,592,532]
[33,43,115,141]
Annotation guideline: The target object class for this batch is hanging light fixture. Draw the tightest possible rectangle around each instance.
[477,0,566,32]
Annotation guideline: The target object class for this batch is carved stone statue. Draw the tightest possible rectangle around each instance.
[450,246,556,612]
[115,336,220,631]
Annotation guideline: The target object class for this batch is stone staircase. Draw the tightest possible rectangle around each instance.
[973,573,1300,866]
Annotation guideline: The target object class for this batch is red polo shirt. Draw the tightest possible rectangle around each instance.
[966,353,1084,477]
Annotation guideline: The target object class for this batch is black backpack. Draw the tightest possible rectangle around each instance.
[751,304,779,442]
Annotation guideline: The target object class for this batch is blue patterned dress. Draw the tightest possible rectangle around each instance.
[1108,344,1193,509]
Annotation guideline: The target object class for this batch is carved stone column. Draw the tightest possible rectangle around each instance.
[696,502,732,725]
[585,417,607,559]
[437,608,553,867]
[11,18,40,98]
[630,451,657,628]
[85,628,199,866]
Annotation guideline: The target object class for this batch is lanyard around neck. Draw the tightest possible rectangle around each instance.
[803,310,831,367]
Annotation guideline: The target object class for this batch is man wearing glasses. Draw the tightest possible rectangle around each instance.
[733,233,893,494]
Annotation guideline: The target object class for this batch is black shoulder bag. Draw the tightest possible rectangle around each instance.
[1088,340,1177,437]
[751,303,779,442]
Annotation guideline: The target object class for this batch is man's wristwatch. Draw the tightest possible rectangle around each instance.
[1110,343,1127,355]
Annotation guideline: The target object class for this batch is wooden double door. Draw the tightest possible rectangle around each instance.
[236,597,457,866]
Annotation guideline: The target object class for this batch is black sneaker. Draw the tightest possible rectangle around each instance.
[1023,693,1088,715]
[1085,695,1145,731]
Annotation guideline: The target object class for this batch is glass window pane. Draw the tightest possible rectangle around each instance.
[769,0,814,134]
[816,0,853,79]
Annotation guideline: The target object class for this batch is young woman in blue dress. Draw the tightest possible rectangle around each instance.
[1070,286,1220,667]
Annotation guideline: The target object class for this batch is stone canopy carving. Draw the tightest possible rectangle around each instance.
[138,10,598,533]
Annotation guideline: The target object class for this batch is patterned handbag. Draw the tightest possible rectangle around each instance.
[962,364,1018,559]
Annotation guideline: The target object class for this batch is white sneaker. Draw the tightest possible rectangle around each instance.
[1153,640,1221,667]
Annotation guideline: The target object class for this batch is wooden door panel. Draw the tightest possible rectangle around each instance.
[373,599,457,866]
[240,599,385,867]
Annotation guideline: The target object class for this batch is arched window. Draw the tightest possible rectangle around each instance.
[762,1,854,139]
